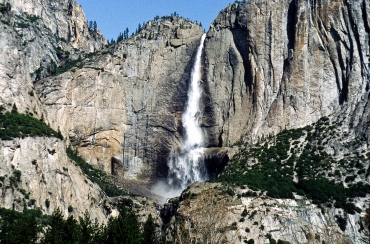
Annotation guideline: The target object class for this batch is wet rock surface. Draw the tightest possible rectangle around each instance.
[36,17,204,179]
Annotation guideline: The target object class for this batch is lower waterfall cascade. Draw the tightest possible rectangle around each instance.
[167,34,208,189]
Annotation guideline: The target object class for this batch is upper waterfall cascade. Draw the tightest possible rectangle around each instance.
[167,34,208,189]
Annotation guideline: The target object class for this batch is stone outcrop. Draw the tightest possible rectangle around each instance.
[31,0,370,185]
[0,3,369,243]
[36,17,204,179]
[157,4,370,243]
[166,182,368,244]
[0,0,105,114]
[0,0,105,51]
[202,0,370,147]
[0,0,107,220]
[0,135,163,225]
[0,137,109,221]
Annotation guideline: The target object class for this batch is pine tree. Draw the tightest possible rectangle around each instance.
[79,210,102,244]
[103,205,142,244]
[42,208,65,244]
[93,21,97,32]
[124,27,129,39]
[11,103,17,113]
[0,209,40,244]
[117,32,123,43]
[126,211,142,244]
[142,214,157,244]
[62,215,81,244]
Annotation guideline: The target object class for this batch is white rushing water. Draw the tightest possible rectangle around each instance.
[167,34,207,189]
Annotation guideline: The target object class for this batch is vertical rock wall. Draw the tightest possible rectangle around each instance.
[0,0,105,51]
[37,18,204,179]
[0,0,107,219]
[4,0,369,183]
[0,137,108,222]
[0,0,105,114]
[202,0,370,146]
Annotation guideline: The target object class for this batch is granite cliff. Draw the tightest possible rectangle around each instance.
[36,0,370,182]
[0,0,105,114]
[0,137,109,221]
[202,0,370,147]
[166,1,369,242]
[0,0,369,242]
[0,0,110,219]
[36,16,204,180]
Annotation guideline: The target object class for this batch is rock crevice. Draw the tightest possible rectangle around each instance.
[203,0,369,147]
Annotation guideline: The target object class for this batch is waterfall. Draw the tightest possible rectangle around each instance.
[167,34,207,189]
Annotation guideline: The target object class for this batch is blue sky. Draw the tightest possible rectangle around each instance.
[75,0,235,41]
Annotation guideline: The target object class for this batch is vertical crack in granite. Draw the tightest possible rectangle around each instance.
[203,0,370,146]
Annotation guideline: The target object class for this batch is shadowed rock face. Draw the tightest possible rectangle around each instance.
[0,0,110,219]
[0,0,106,115]
[202,0,370,147]
[37,0,370,181]
[37,17,205,179]
[0,3,370,239]
[0,137,109,222]
[4,0,368,185]
[202,148,229,179]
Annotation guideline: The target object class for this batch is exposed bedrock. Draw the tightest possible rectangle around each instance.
[202,0,370,147]
[35,0,370,182]
[0,0,105,114]
[37,17,205,179]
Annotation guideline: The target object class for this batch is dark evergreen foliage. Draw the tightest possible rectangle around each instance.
[117,32,124,43]
[142,214,157,244]
[55,55,83,75]
[0,208,45,244]
[217,117,370,216]
[42,208,68,244]
[41,208,101,244]
[335,214,348,231]
[124,27,129,39]
[93,21,97,32]
[87,20,98,33]
[103,205,142,244]
[79,210,103,244]
[277,240,291,244]
[0,110,63,140]
[66,146,130,197]
[30,205,154,244]
[0,2,11,12]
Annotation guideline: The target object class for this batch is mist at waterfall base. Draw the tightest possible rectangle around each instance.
[151,34,207,201]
